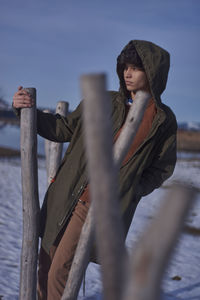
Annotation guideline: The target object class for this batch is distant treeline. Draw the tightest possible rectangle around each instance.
[0,110,16,119]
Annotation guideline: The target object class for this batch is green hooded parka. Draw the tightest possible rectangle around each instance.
[36,40,177,254]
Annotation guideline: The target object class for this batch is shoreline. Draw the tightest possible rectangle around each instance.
[1,117,200,153]
[0,145,199,159]
[177,130,200,152]
[0,146,20,157]
[0,146,45,158]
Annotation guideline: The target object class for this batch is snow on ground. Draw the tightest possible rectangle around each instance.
[0,157,200,299]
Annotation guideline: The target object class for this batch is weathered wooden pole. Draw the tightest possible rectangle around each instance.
[123,184,197,300]
[114,90,150,167]
[81,73,127,300]
[61,205,95,300]
[62,76,150,300]
[48,101,69,185]
[43,109,51,186]
[20,88,40,300]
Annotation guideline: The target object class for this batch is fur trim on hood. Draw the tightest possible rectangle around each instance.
[117,40,170,106]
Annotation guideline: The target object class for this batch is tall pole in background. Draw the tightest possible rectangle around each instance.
[43,109,51,187]
[19,88,40,300]
[47,101,69,186]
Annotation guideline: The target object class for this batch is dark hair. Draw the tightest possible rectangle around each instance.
[117,42,144,97]
[117,43,144,77]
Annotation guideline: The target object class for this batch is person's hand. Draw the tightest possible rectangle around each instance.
[13,86,34,108]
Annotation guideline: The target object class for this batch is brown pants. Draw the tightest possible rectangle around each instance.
[37,199,90,300]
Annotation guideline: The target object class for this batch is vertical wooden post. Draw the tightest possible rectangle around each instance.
[61,205,95,300]
[123,184,197,300]
[48,101,69,186]
[114,90,150,167]
[43,109,51,187]
[81,73,127,300]
[20,88,40,300]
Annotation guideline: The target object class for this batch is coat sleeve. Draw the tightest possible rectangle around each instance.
[13,101,83,143]
[37,102,82,142]
[138,119,177,197]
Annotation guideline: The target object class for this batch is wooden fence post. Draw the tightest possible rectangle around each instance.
[113,90,150,167]
[47,101,69,186]
[81,73,127,300]
[20,88,40,300]
[123,184,197,300]
[61,205,95,300]
[43,109,51,186]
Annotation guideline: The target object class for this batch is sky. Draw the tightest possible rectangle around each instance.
[0,0,199,122]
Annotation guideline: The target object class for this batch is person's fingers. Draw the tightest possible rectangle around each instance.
[13,93,34,108]
[15,97,30,104]
[13,86,35,108]
[14,101,33,108]
[16,90,29,96]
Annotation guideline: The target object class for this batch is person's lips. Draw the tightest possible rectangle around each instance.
[125,81,133,85]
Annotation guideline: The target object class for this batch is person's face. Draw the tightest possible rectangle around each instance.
[123,63,150,98]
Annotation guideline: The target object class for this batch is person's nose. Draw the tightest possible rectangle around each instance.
[125,67,132,78]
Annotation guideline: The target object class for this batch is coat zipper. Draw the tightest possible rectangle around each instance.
[58,180,88,227]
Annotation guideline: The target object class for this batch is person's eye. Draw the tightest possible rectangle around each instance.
[130,66,137,71]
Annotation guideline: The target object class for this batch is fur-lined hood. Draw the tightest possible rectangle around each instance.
[117,40,170,106]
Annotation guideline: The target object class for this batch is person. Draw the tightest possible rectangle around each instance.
[13,39,177,300]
